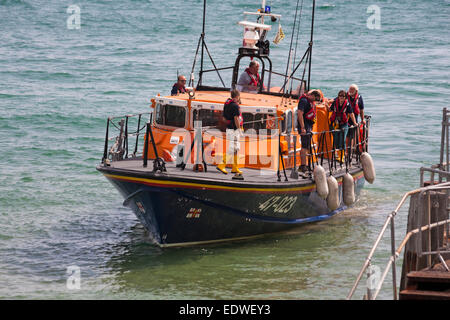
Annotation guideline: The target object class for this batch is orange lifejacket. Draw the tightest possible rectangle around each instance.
[245,68,260,87]
[330,98,349,124]
[224,98,243,127]
[173,83,186,94]
[347,92,360,115]
[299,94,316,123]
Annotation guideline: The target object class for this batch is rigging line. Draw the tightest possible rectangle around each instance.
[300,47,310,85]
[189,35,203,87]
[279,47,309,94]
[199,0,206,85]
[290,0,305,93]
[283,0,301,95]
[202,40,226,88]
[307,0,316,91]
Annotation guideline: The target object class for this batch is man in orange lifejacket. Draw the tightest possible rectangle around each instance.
[297,90,321,173]
[347,84,365,151]
[347,84,365,125]
[237,61,261,93]
[329,90,357,159]
[171,75,187,96]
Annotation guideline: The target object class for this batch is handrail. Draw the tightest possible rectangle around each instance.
[346,182,450,300]
[102,112,370,176]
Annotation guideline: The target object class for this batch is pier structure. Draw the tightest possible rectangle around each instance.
[347,108,450,300]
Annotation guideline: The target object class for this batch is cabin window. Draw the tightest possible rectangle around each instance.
[242,112,254,131]
[286,111,292,134]
[280,117,286,133]
[253,113,277,134]
[193,109,223,127]
[294,109,298,130]
[155,104,186,127]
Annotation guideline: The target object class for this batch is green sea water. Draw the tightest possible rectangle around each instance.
[0,0,449,299]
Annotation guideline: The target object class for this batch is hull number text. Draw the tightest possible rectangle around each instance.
[258,196,297,214]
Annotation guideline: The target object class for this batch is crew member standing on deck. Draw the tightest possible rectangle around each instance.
[347,84,365,125]
[171,75,187,96]
[329,90,357,161]
[216,89,243,177]
[347,84,365,151]
[297,90,321,173]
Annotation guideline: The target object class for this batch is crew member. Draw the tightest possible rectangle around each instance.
[171,75,187,96]
[297,90,321,173]
[216,89,243,176]
[237,61,261,93]
[329,90,357,161]
[347,84,365,124]
[347,84,365,152]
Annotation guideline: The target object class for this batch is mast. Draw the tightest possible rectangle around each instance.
[261,0,266,23]
[199,0,206,86]
[307,0,315,91]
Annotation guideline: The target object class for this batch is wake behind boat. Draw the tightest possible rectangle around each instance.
[97,0,375,247]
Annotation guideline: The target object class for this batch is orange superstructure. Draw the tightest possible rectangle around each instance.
[145,89,334,171]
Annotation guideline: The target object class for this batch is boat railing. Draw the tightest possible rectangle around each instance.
[101,112,152,164]
[300,116,371,177]
[101,110,370,179]
[347,107,450,300]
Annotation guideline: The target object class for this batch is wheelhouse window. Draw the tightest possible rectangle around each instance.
[193,109,223,127]
[242,112,254,131]
[155,104,186,127]
[293,109,298,130]
[246,113,277,134]
[286,111,292,134]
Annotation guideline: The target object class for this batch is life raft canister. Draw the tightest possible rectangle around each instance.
[330,98,348,124]
[347,92,360,116]
[299,94,316,122]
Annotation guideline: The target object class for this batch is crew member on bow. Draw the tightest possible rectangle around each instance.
[297,90,321,173]
[237,61,261,93]
[216,89,243,177]
[171,75,187,96]
[329,90,357,161]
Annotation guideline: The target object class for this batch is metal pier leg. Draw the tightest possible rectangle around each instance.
[390,217,398,300]
[440,108,446,182]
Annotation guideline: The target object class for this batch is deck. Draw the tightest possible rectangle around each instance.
[102,157,361,187]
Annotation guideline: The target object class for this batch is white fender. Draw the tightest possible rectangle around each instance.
[361,152,376,184]
[313,164,329,199]
[343,172,355,206]
[326,175,339,211]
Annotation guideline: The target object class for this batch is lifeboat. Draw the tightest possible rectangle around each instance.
[97,1,373,247]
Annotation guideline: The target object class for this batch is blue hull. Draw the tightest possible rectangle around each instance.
[99,166,366,247]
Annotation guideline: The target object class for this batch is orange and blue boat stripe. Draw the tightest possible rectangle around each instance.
[104,171,365,194]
